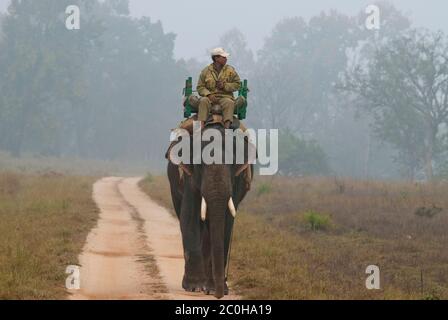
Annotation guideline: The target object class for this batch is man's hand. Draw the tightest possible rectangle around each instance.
[216,81,225,90]
[208,94,219,104]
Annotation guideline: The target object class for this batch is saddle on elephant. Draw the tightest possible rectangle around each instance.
[179,95,248,135]
[165,113,254,192]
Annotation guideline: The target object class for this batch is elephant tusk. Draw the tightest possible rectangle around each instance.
[228,198,237,218]
[201,197,207,221]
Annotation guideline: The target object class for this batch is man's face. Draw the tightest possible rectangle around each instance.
[215,55,227,66]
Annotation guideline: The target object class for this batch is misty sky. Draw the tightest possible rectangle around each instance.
[1,0,448,60]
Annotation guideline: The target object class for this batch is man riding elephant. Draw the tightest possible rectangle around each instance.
[196,47,241,129]
[165,47,254,299]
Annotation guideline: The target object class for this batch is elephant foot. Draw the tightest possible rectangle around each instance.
[203,281,229,296]
[182,275,204,293]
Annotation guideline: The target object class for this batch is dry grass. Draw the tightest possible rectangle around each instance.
[0,172,98,299]
[140,174,448,300]
[242,176,448,239]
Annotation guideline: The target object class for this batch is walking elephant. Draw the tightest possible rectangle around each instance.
[166,122,254,299]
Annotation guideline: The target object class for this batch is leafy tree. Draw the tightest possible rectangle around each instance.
[252,11,360,132]
[0,0,101,156]
[0,0,184,167]
[342,29,448,180]
[81,8,183,162]
[279,129,331,176]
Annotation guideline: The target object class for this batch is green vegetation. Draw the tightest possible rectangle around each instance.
[2,1,448,179]
[144,172,154,183]
[341,29,448,181]
[303,211,332,231]
[0,0,183,166]
[279,130,331,176]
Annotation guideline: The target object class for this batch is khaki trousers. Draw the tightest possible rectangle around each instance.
[198,97,235,123]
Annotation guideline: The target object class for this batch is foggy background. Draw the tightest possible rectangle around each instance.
[1,0,448,180]
[2,0,448,60]
[127,0,448,60]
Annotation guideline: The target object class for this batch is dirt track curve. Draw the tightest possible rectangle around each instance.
[68,177,239,300]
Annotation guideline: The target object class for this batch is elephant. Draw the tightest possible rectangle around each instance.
[166,121,254,299]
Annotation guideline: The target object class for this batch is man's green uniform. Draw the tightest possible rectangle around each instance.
[197,64,241,123]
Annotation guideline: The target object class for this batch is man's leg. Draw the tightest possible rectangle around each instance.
[198,97,211,122]
[187,95,200,113]
[220,97,235,128]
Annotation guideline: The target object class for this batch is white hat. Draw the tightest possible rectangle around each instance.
[210,47,230,58]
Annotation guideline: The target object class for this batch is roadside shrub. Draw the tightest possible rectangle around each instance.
[303,211,332,231]
[144,172,154,183]
[279,129,331,176]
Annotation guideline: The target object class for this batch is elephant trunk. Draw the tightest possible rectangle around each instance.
[208,200,227,299]
[201,162,233,299]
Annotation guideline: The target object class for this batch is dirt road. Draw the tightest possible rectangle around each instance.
[68,177,239,300]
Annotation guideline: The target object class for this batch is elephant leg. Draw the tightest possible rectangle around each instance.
[203,221,230,296]
[216,174,252,294]
[180,178,205,291]
[222,175,246,271]
[182,251,204,292]
[223,213,235,272]
[167,162,183,219]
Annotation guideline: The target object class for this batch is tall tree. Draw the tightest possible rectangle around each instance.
[342,29,448,180]
[0,0,101,156]
[80,1,184,162]
[0,0,184,167]
[252,11,360,132]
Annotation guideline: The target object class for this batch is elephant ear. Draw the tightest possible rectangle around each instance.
[179,163,193,176]
[235,163,249,177]
[233,135,257,177]
[166,134,194,177]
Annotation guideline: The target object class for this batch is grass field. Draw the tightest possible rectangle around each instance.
[140,174,448,300]
[0,172,98,299]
